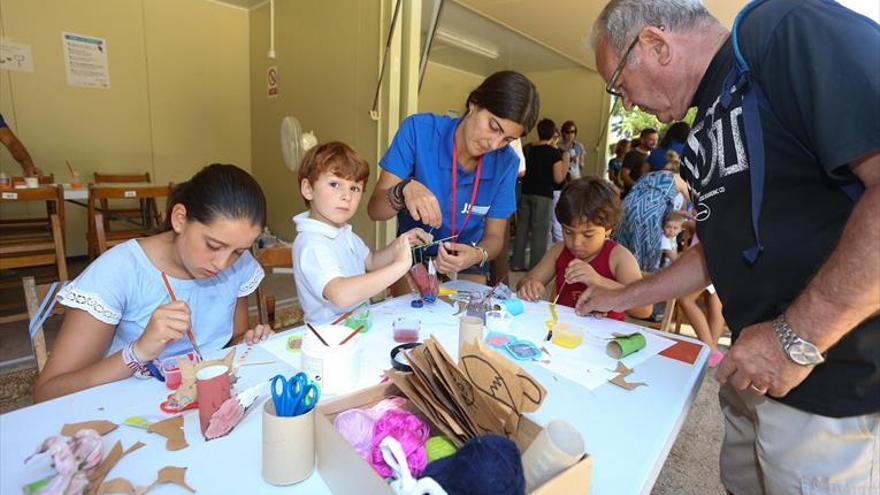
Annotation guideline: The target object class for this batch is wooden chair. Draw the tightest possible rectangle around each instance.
[88,184,171,256]
[0,185,68,279]
[252,244,293,327]
[90,173,158,256]
[22,276,67,371]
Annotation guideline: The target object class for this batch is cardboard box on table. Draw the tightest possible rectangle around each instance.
[315,383,592,495]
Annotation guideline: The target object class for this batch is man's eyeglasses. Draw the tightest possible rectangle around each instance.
[605,26,664,98]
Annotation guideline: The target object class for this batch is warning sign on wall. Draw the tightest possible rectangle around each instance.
[267,66,279,98]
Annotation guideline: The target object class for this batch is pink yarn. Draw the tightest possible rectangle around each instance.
[333,408,376,460]
[369,409,430,478]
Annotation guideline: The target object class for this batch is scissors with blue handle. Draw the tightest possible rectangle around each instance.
[271,372,320,417]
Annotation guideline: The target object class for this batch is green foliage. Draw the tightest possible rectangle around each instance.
[609,99,697,140]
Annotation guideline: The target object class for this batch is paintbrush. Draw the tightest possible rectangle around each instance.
[330,301,368,325]
[161,272,202,360]
[410,234,458,251]
[338,324,364,346]
[545,282,565,342]
[480,275,508,303]
[306,322,330,346]
[64,160,76,179]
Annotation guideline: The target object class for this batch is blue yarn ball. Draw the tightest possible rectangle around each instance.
[422,434,524,495]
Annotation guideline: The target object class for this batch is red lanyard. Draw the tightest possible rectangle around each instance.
[451,135,483,239]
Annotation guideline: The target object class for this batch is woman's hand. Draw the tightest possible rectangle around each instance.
[241,324,274,345]
[517,279,546,301]
[134,301,191,361]
[565,259,600,286]
[402,180,442,228]
[436,242,480,275]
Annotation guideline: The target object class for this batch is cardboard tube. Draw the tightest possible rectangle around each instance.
[196,365,231,436]
[521,420,585,492]
[262,400,315,485]
[606,333,647,359]
[458,316,484,359]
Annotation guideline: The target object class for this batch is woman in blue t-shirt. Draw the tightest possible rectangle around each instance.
[35,164,272,402]
[367,71,539,284]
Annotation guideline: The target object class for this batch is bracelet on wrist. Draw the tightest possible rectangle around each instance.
[122,342,150,374]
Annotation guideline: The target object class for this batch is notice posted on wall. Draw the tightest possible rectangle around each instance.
[62,32,109,88]
[0,39,34,72]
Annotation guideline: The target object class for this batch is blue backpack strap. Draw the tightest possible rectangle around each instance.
[726,0,863,264]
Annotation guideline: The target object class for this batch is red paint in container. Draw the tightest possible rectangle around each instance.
[393,317,420,343]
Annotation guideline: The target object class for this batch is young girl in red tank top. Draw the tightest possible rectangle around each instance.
[516,177,652,320]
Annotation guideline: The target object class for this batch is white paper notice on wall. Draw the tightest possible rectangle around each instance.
[62,32,110,89]
[267,66,279,98]
[0,40,34,72]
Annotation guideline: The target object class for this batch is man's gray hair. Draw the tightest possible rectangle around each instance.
[592,0,717,55]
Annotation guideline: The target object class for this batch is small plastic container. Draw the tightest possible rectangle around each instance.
[550,323,584,349]
[24,176,39,188]
[69,171,83,189]
[393,317,421,343]
[0,172,12,190]
[344,307,371,333]
[485,310,512,333]
[161,358,182,390]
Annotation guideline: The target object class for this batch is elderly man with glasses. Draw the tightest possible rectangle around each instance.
[579,1,880,494]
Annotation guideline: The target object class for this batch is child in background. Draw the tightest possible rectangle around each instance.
[659,212,684,267]
[517,177,652,320]
[293,142,431,324]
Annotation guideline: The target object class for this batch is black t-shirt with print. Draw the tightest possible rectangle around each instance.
[521,144,562,198]
[680,0,880,417]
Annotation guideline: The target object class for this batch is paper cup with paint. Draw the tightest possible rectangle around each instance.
[300,324,359,397]
[521,420,585,492]
[196,364,231,436]
[262,399,315,485]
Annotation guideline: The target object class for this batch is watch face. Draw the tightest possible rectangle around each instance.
[789,342,823,366]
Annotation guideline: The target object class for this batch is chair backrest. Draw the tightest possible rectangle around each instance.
[0,186,68,280]
[252,244,293,326]
[94,172,151,184]
[88,184,172,256]
[22,276,67,372]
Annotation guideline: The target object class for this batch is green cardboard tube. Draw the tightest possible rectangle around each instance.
[607,333,647,359]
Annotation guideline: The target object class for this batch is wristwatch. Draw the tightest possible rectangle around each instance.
[773,314,825,366]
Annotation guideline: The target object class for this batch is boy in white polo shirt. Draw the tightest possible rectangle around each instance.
[293,142,431,324]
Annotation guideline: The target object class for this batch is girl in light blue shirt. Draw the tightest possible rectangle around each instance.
[36,164,271,402]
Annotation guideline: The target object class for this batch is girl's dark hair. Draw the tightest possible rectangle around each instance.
[465,70,540,136]
[555,177,622,229]
[660,122,691,148]
[163,163,267,231]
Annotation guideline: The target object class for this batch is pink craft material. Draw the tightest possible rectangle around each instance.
[333,409,376,460]
[204,395,245,440]
[25,429,103,495]
[369,409,430,478]
[409,264,438,299]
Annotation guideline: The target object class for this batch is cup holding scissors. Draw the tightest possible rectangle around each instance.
[271,372,320,417]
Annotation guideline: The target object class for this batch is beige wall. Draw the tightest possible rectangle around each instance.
[524,67,609,178]
[0,0,250,255]
[418,61,483,116]
[248,0,380,246]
